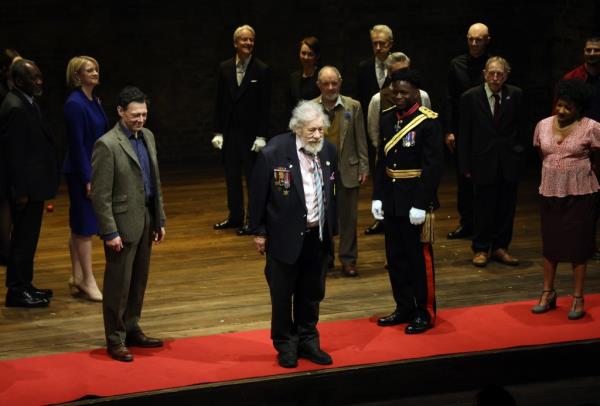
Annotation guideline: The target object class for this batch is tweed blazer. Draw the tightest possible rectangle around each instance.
[91,122,165,243]
[313,95,368,188]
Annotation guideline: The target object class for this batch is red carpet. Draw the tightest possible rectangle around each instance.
[1,294,599,405]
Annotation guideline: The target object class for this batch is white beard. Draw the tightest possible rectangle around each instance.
[302,138,324,155]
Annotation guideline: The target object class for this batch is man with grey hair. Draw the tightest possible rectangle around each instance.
[458,56,526,268]
[367,52,432,150]
[249,100,337,368]
[314,66,368,277]
[357,24,394,235]
[213,24,271,236]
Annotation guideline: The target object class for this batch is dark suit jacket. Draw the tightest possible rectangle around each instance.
[458,84,527,185]
[249,132,337,265]
[287,69,320,113]
[373,107,444,215]
[213,56,271,150]
[0,89,58,201]
[356,57,381,119]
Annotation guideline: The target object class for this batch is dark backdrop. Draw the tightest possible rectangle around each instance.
[2,0,598,165]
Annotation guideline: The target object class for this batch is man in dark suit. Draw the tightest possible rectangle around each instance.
[458,56,526,267]
[213,24,271,236]
[444,22,491,240]
[356,24,393,235]
[249,100,337,368]
[0,59,58,308]
[372,69,443,334]
[91,86,166,362]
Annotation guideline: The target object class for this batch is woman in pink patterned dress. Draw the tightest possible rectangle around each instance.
[531,79,600,320]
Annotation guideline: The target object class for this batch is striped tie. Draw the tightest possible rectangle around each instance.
[311,153,325,241]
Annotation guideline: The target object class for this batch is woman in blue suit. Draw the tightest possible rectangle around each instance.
[63,56,108,301]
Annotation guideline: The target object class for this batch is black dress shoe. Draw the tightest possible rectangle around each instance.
[377,310,413,326]
[236,224,251,236]
[28,285,53,299]
[405,315,433,334]
[125,332,163,348]
[5,288,49,308]
[446,225,472,240]
[277,351,298,368]
[298,346,333,365]
[213,218,242,230]
[364,220,384,235]
[107,344,134,362]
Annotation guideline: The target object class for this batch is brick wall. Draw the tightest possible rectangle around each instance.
[1,0,598,166]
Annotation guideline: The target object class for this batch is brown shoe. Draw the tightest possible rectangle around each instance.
[342,264,358,277]
[472,252,488,267]
[125,332,164,348]
[107,344,133,362]
[492,249,519,266]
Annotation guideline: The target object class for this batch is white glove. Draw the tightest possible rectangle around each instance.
[371,200,384,220]
[409,207,426,225]
[211,134,223,150]
[251,137,266,152]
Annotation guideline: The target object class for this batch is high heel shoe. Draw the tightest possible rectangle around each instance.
[68,275,82,295]
[531,289,557,314]
[568,296,585,320]
[77,284,103,302]
[69,276,102,302]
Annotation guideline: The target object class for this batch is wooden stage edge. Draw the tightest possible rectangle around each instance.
[1,162,600,362]
[70,340,600,406]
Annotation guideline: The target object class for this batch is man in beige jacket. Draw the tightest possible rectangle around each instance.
[313,66,368,277]
[91,86,166,362]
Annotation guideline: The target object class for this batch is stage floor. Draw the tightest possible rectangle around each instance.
[1,163,599,360]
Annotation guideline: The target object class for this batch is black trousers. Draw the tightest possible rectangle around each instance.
[0,198,11,261]
[453,153,474,229]
[265,228,327,353]
[472,179,518,253]
[224,131,255,224]
[383,215,436,321]
[5,200,44,289]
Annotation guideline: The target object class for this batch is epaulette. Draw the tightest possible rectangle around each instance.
[382,105,396,114]
[418,106,438,119]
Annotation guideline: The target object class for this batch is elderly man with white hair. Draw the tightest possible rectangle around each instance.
[249,101,337,368]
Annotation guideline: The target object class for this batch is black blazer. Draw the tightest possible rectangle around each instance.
[458,84,527,185]
[0,89,58,201]
[213,56,271,147]
[373,107,444,215]
[287,69,320,113]
[249,132,337,265]
[356,57,381,118]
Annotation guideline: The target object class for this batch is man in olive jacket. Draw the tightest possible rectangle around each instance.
[91,86,166,362]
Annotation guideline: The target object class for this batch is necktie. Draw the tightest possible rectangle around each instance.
[492,94,501,128]
[376,61,386,89]
[302,149,325,241]
[236,60,245,86]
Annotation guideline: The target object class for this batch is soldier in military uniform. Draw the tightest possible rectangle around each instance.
[371,69,444,334]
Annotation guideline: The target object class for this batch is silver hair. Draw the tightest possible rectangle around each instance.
[317,65,342,82]
[485,56,511,74]
[289,100,330,133]
[370,24,393,41]
[384,52,410,70]
[233,25,255,42]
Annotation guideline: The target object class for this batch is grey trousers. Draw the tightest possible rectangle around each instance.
[102,210,152,347]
